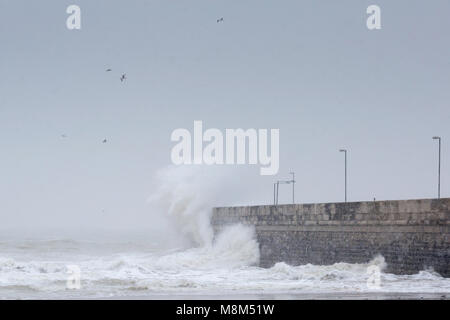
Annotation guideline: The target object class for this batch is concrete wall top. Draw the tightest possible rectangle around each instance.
[212,198,450,226]
[214,198,450,214]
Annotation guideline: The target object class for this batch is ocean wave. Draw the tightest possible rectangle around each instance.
[1,253,449,299]
[1,166,449,298]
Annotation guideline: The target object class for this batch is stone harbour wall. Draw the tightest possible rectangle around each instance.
[211,198,450,276]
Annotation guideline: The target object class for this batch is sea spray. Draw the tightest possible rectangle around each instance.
[154,224,260,269]
[148,166,217,247]
[147,166,261,268]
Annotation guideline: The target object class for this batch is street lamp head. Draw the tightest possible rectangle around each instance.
[339,149,346,152]
[432,136,441,140]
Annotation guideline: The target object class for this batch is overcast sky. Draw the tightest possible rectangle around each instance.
[0,0,449,231]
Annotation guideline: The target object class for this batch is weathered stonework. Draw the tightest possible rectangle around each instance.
[211,198,450,277]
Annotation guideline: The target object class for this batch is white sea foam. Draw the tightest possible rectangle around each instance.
[1,248,449,300]
[154,224,260,270]
[148,166,218,247]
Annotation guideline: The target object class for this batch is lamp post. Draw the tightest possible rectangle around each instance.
[276,181,279,205]
[273,179,292,205]
[273,181,280,205]
[339,149,348,202]
[289,172,295,204]
[273,183,277,205]
[432,136,441,199]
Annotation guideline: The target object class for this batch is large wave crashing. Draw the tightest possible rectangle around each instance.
[148,165,260,267]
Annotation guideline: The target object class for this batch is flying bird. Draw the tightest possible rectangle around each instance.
[106,68,112,72]
[217,17,224,23]
[61,134,67,138]
[120,74,126,82]
[102,139,107,143]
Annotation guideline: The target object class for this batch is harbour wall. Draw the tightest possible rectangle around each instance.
[211,198,450,276]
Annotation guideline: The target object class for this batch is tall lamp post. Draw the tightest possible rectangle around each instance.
[289,172,295,204]
[339,149,348,203]
[273,182,280,205]
[276,181,279,205]
[273,183,277,205]
[432,136,441,199]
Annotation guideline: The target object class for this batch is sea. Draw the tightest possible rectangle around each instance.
[0,224,449,300]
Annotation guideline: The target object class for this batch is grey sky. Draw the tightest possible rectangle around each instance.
[0,0,449,230]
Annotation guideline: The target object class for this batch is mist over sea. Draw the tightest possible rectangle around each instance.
[1,167,449,300]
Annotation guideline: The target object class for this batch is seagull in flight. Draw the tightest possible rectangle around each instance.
[120,74,127,82]
[106,68,112,72]
[102,139,107,143]
[217,17,224,23]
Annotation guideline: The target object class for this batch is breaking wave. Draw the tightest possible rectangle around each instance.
[1,166,449,299]
[1,251,449,299]
[148,166,218,247]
